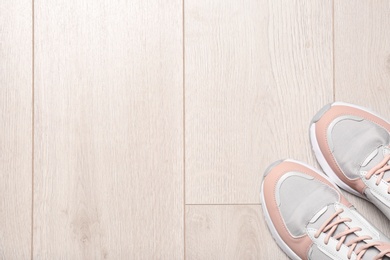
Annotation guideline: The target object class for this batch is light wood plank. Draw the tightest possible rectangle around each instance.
[34,0,183,258]
[185,0,333,204]
[0,0,32,258]
[335,0,390,116]
[335,0,390,238]
[185,205,288,259]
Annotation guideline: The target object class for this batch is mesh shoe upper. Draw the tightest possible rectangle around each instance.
[330,116,390,179]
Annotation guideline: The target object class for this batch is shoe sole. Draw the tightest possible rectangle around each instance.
[260,159,341,260]
[309,101,389,200]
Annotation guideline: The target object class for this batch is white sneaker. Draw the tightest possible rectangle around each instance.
[261,159,390,260]
[310,102,390,219]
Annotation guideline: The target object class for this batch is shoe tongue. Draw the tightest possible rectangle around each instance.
[360,145,390,179]
[308,205,382,260]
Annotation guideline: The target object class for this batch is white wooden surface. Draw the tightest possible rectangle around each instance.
[335,0,390,117]
[186,205,288,260]
[185,0,333,204]
[0,0,389,258]
[0,0,32,258]
[34,0,183,258]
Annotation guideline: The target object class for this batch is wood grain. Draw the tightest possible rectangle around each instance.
[185,205,288,260]
[185,0,333,204]
[334,0,390,237]
[334,0,390,116]
[0,0,32,258]
[34,0,183,258]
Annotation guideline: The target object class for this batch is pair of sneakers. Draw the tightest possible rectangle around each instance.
[261,102,390,260]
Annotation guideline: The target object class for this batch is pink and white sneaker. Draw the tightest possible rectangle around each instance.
[261,159,390,260]
[310,102,390,219]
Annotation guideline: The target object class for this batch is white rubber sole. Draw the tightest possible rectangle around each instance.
[260,159,341,260]
[309,101,390,199]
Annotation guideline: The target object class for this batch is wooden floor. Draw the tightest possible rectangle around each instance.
[1,0,390,259]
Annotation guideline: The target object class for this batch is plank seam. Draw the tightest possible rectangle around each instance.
[31,0,35,258]
[183,0,186,259]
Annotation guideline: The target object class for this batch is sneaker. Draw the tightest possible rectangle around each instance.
[261,159,390,260]
[310,102,390,219]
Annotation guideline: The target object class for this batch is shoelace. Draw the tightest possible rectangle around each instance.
[314,208,390,260]
[365,154,390,193]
